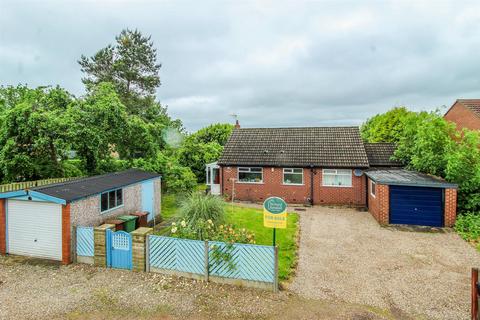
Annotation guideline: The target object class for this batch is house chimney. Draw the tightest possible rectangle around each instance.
[235,119,240,129]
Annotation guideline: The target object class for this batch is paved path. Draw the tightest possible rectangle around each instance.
[289,206,480,320]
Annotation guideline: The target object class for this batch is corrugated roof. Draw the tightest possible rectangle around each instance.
[365,169,457,188]
[218,127,369,168]
[32,169,161,202]
[364,143,402,167]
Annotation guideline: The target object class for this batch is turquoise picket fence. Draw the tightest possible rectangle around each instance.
[148,235,278,291]
[76,226,94,257]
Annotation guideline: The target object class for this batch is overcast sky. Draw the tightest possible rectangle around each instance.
[1,1,480,131]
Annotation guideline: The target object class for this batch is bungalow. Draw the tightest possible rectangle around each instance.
[216,126,458,227]
[0,169,161,264]
[444,99,480,131]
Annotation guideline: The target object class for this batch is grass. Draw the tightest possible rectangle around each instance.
[160,189,299,280]
[224,204,298,281]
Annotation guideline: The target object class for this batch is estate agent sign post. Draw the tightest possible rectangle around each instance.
[263,197,287,246]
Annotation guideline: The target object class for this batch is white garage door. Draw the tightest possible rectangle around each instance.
[7,200,62,260]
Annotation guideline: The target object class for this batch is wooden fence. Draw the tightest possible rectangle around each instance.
[75,226,95,264]
[148,235,278,291]
[0,177,79,193]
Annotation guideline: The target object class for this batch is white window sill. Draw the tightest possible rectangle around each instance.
[322,185,353,188]
[101,204,125,214]
[236,181,264,184]
[282,183,304,186]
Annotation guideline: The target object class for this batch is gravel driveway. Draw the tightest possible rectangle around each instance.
[289,206,480,320]
[0,255,397,320]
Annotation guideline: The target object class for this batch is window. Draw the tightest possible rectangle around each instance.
[322,169,352,187]
[238,167,263,183]
[283,168,303,185]
[101,188,123,212]
[370,180,376,197]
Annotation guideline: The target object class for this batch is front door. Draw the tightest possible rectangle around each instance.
[142,180,154,221]
[106,229,132,270]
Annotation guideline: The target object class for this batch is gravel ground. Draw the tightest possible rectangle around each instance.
[0,255,395,320]
[289,206,480,320]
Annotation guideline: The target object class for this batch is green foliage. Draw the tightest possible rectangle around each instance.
[78,29,161,116]
[0,85,73,182]
[363,106,480,214]
[454,212,480,241]
[178,193,226,236]
[361,107,412,143]
[178,123,233,181]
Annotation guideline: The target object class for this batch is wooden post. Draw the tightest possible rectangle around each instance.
[204,241,209,282]
[473,268,478,320]
[273,246,279,293]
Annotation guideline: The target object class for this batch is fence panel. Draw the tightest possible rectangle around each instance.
[209,241,275,283]
[76,227,94,257]
[149,236,205,275]
[0,177,80,193]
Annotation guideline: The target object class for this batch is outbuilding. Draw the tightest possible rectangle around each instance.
[365,169,457,227]
[0,169,161,264]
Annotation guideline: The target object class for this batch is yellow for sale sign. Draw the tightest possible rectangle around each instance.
[263,197,287,229]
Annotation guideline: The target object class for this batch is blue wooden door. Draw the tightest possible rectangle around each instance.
[106,229,132,270]
[142,180,154,221]
[389,186,443,227]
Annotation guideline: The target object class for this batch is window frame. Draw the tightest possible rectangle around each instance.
[370,180,376,197]
[283,168,304,185]
[237,167,264,184]
[322,169,353,188]
[100,188,124,213]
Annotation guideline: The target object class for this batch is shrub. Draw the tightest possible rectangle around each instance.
[179,193,225,229]
[454,212,480,241]
[170,219,255,244]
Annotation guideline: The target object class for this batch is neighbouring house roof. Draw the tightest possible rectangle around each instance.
[447,99,480,118]
[29,169,161,202]
[218,127,370,168]
[364,143,402,167]
[365,169,457,188]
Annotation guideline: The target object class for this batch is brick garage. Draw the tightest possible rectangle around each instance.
[0,169,161,264]
[366,169,458,227]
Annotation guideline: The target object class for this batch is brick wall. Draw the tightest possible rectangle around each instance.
[0,199,5,255]
[221,166,367,206]
[367,179,389,225]
[444,102,480,131]
[62,204,71,264]
[444,188,457,227]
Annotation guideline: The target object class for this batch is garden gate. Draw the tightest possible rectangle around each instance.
[106,229,132,270]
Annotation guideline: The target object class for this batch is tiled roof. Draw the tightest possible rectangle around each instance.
[32,169,160,202]
[218,127,369,168]
[364,143,401,167]
[457,99,480,117]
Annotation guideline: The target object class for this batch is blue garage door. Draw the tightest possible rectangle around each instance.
[389,186,443,227]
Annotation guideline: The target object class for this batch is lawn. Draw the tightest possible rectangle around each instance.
[224,205,298,281]
[160,191,299,280]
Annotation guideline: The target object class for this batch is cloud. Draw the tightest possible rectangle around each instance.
[1,0,480,130]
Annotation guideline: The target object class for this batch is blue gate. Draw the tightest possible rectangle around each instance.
[106,229,132,270]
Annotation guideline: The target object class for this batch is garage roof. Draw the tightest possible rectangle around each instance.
[365,169,457,188]
[31,169,161,202]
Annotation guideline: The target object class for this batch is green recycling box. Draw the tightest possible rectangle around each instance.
[117,215,138,232]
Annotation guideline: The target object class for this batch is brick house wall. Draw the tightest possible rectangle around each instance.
[221,166,367,206]
[444,102,480,131]
[367,178,389,225]
[444,188,457,227]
